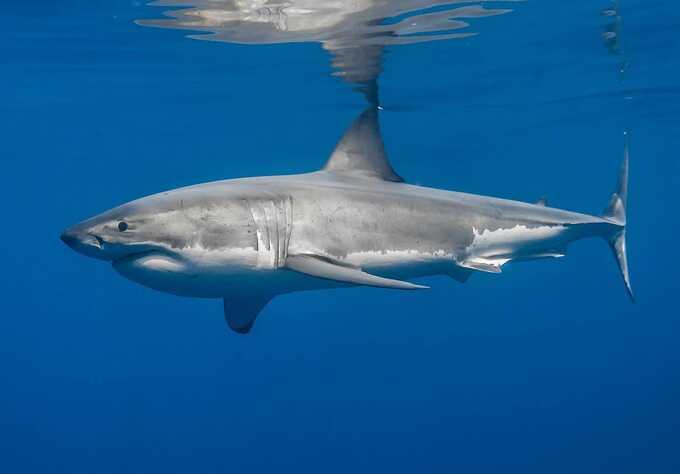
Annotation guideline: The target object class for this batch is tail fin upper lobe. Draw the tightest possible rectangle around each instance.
[602,132,633,301]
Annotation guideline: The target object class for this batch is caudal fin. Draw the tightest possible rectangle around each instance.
[602,132,633,301]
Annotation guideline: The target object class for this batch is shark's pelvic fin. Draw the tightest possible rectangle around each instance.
[323,107,404,182]
[446,265,473,283]
[459,249,566,275]
[223,292,274,334]
[458,259,505,274]
[535,196,549,206]
[286,254,428,290]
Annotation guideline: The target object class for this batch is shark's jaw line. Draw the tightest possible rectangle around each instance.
[112,249,164,267]
[112,249,194,297]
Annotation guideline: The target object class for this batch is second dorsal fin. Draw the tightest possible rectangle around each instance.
[323,107,404,182]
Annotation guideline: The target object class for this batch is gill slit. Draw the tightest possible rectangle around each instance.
[247,196,293,269]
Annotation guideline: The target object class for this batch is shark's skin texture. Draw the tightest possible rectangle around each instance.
[62,109,631,333]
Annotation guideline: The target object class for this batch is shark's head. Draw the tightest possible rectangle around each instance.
[60,184,261,297]
[61,203,159,263]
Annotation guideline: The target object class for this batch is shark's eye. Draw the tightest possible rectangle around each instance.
[117,221,129,232]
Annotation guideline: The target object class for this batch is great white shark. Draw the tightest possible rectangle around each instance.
[61,108,632,333]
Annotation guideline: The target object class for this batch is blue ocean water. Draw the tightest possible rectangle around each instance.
[2,1,680,473]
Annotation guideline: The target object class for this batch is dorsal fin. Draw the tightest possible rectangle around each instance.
[323,107,404,182]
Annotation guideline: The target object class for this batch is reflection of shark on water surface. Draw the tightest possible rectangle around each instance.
[139,0,518,97]
[62,108,632,334]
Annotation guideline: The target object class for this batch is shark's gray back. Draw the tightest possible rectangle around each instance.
[207,171,603,265]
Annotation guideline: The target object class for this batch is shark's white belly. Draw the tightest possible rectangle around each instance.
[113,246,262,298]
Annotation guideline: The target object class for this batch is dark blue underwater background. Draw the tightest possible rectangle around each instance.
[2,1,680,473]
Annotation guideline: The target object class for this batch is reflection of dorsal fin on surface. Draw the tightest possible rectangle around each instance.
[323,107,404,182]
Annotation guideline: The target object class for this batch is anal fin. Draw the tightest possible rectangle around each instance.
[511,250,566,262]
[286,254,428,290]
[531,251,565,259]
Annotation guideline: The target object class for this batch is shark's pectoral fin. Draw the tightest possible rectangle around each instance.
[223,292,274,334]
[286,254,428,290]
[447,265,473,283]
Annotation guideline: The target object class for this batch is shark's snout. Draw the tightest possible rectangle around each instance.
[60,227,108,260]
[60,230,79,248]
